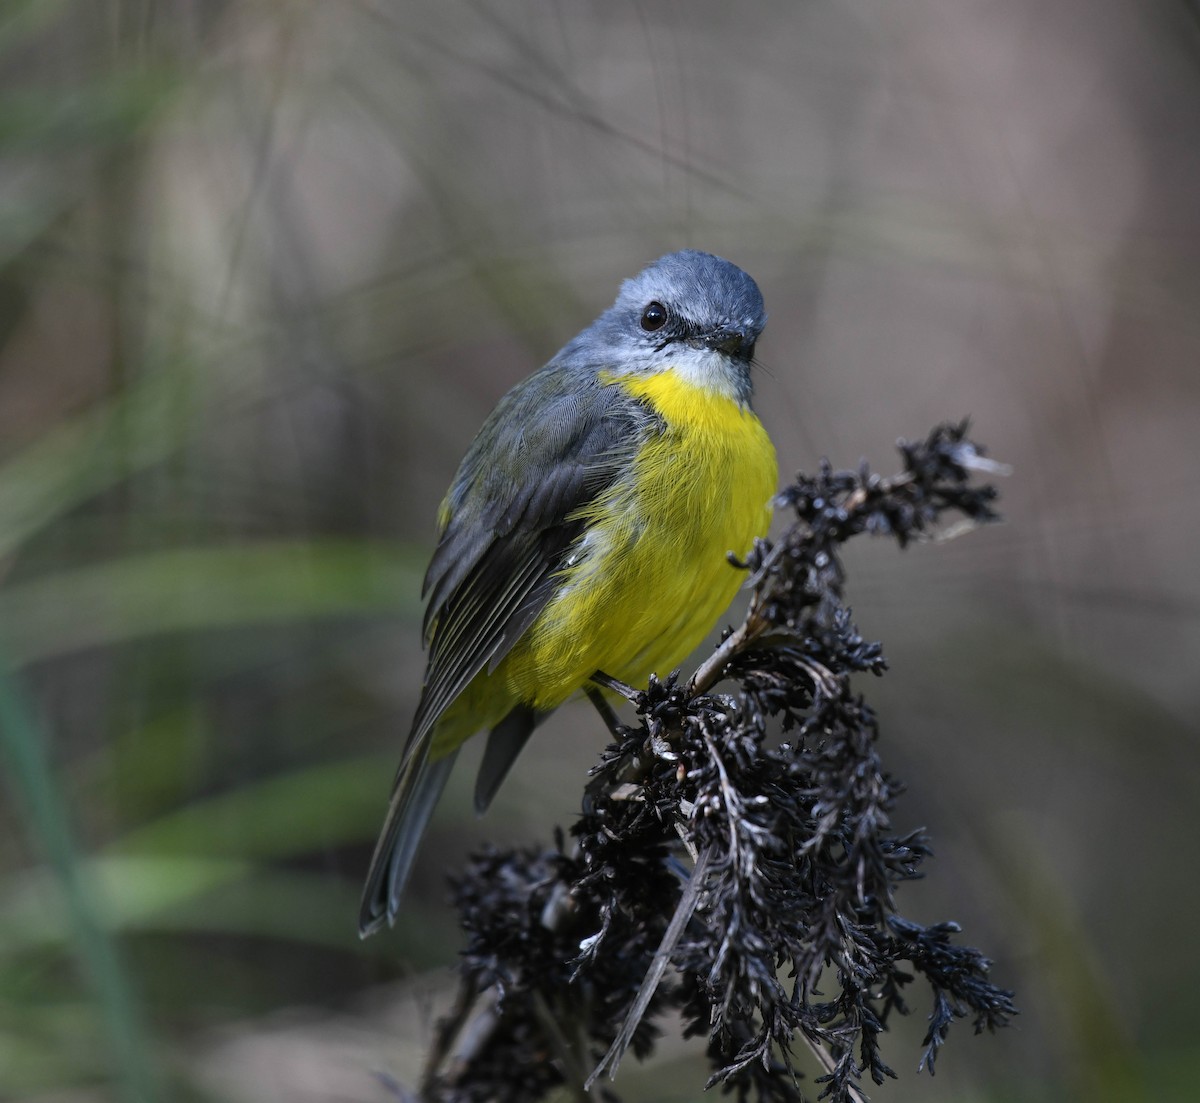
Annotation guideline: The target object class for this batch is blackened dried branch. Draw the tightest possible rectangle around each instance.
[420,422,1016,1103]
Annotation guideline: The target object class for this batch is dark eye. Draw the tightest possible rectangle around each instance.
[640,301,668,332]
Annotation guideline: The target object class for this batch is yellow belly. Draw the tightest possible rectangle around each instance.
[431,369,776,752]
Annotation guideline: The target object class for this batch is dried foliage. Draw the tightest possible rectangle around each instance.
[420,423,1015,1103]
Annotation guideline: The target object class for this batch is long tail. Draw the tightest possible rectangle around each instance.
[358,747,458,937]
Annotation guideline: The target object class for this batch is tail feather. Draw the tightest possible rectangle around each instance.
[474,704,545,813]
[358,748,459,937]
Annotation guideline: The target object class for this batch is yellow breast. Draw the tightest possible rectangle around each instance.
[500,368,777,709]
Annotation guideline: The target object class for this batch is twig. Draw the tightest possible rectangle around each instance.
[585,846,713,1089]
[427,424,1014,1103]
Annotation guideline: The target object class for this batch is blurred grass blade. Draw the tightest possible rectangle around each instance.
[989,811,1147,1103]
[0,658,158,1102]
[0,70,177,155]
[0,1,179,267]
[0,0,73,53]
[0,855,250,949]
[0,541,424,664]
[0,370,194,561]
[1,855,367,952]
[0,854,448,957]
[113,752,397,860]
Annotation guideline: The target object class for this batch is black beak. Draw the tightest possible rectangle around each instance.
[701,328,750,358]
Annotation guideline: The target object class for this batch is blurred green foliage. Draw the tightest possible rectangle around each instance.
[0,3,433,1096]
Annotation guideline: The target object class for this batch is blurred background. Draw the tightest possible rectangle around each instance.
[2,1,1198,1100]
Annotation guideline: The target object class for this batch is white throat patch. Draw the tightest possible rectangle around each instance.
[659,345,746,401]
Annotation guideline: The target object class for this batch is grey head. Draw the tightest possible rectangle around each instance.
[554,250,767,403]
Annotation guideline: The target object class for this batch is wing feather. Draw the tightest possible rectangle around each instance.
[405,366,653,754]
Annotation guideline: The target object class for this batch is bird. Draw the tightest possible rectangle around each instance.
[359,249,778,936]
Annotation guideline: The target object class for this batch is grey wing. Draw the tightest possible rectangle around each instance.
[360,367,651,933]
[406,366,653,753]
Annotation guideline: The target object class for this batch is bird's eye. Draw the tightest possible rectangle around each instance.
[640,301,668,332]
